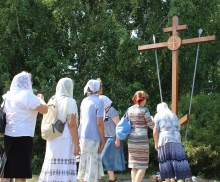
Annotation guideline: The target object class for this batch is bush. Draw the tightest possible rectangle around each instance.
[179,93,220,178]
[32,155,43,175]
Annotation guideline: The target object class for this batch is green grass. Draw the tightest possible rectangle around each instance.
[27,175,39,182]
[27,165,220,182]
[27,165,159,182]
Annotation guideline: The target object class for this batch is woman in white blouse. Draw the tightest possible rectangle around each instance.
[1,71,48,182]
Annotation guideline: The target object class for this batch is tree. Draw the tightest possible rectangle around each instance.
[0,0,220,177]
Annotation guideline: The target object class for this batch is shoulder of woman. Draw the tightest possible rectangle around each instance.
[22,90,37,99]
[110,106,117,111]
[144,107,150,112]
[67,97,76,103]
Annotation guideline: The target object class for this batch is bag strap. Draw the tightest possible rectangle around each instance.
[123,110,128,118]
[106,106,111,113]
[52,96,68,124]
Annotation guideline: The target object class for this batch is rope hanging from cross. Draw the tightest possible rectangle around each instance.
[138,16,216,125]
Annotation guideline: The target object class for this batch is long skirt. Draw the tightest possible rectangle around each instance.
[158,142,192,180]
[128,127,149,169]
[38,137,77,182]
[77,137,104,182]
[101,136,126,171]
[4,135,33,178]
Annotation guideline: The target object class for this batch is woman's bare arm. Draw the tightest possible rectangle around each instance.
[34,95,48,114]
[153,128,159,151]
[112,116,121,147]
[68,114,80,156]
[97,117,106,153]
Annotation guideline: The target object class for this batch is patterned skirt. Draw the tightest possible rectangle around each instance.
[77,137,104,182]
[128,127,149,169]
[158,142,192,180]
[38,137,77,182]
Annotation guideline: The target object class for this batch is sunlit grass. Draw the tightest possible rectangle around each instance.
[26,165,220,182]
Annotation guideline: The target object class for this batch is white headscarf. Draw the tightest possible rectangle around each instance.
[55,78,73,98]
[99,95,112,109]
[157,102,174,119]
[2,71,37,109]
[10,71,33,91]
[84,79,101,95]
[55,78,75,122]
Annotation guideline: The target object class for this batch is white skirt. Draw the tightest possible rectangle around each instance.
[38,137,77,182]
[77,137,104,182]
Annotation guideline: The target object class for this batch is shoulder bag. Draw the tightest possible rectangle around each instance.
[116,111,131,140]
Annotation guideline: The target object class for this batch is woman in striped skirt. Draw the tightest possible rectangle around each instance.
[127,91,154,182]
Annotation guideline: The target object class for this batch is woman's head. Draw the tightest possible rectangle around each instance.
[84,79,101,95]
[10,71,33,91]
[157,102,169,113]
[132,91,148,106]
[156,102,174,119]
[99,95,112,109]
[56,78,74,98]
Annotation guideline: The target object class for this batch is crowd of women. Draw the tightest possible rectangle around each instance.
[1,71,194,182]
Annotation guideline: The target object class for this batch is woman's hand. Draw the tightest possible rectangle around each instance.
[98,142,106,154]
[155,144,158,151]
[74,144,80,156]
[115,139,120,147]
[37,94,44,100]
[115,137,120,147]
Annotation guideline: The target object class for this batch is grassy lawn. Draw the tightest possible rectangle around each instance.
[27,165,220,182]
[27,165,159,182]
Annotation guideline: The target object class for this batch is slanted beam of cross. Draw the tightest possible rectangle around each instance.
[138,16,216,125]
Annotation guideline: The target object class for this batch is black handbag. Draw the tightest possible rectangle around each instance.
[0,99,6,136]
[54,119,66,133]
[0,146,7,177]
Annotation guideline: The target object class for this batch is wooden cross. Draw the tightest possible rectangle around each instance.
[138,16,216,125]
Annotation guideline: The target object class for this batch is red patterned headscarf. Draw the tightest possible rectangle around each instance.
[132,91,148,105]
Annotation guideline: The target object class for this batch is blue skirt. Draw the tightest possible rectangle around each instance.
[158,142,192,180]
[101,137,126,171]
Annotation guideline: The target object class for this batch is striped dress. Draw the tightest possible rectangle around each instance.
[127,105,154,169]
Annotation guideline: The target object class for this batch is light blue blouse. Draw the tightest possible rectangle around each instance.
[154,112,181,147]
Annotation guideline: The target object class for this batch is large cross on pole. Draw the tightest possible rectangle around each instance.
[138,16,216,125]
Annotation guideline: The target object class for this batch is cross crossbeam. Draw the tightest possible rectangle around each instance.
[138,16,216,125]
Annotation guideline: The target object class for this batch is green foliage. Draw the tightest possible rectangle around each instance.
[179,93,220,178]
[0,0,220,178]
[32,155,43,175]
